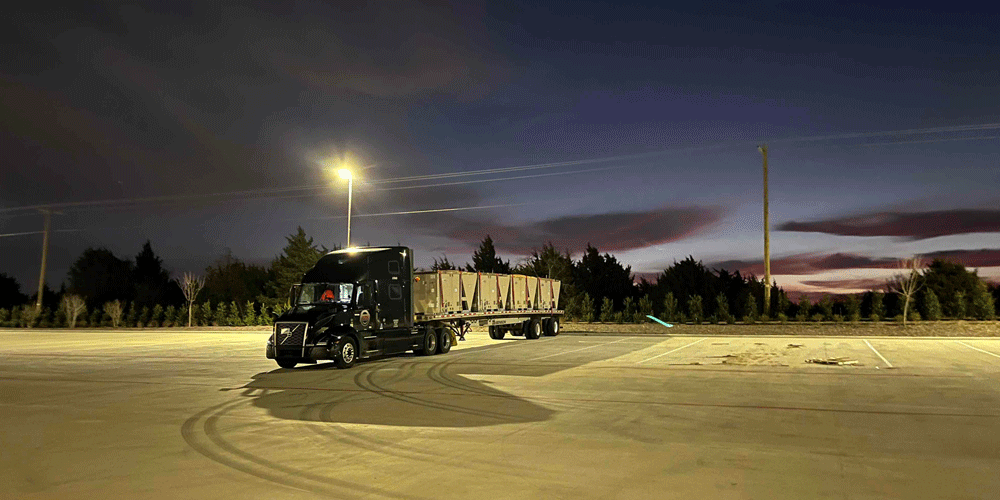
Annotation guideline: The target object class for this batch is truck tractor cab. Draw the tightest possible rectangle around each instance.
[266,246,415,369]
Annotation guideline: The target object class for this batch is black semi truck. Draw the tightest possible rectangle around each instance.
[266,246,563,369]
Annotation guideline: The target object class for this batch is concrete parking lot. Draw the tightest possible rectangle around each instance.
[2,330,999,499]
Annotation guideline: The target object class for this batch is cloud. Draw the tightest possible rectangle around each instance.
[778,209,1000,239]
[709,249,1000,277]
[410,205,727,255]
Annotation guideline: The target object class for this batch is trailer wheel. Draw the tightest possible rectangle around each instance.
[489,326,505,340]
[544,317,560,336]
[415,328,438,356]
[438,328,452,354]
[525,318,542,339]
[334,337,358,369]
[276,358,297,369]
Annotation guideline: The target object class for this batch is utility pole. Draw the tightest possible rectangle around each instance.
[35,209,53,311]
[757,144,771,318]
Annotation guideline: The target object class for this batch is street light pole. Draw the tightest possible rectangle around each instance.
[758,144,771,318]
[338,169,353,248]
[35,208,52,311]
[346,175,352,247]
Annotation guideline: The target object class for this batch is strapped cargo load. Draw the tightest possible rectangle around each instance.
[413,270,561,320]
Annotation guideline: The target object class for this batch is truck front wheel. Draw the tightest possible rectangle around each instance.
[334,337,358,369]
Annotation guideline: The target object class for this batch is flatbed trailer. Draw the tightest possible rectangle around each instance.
[265,246,562,369]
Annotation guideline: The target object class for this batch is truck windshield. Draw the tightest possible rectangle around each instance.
[296,283,355,305]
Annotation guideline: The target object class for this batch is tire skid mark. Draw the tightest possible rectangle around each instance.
[182,398,427,500]
[354,363,515,421]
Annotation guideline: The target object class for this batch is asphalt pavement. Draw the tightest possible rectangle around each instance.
[2,329,999,499]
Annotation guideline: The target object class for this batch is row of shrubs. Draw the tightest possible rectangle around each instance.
[563,291,997,324]
[0,299,292,328]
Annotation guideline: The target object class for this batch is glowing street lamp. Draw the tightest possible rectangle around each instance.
[337,168,353,247]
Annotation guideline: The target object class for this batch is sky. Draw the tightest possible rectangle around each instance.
[2,0,999,300]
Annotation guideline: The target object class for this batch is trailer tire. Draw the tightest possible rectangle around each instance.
[489,326,505,340]
[415,329,438,356]
[544,317,560,336]
[334,337,358,369]
[276,358,298,369]
[525,318,542,339]
[438,328,452,354]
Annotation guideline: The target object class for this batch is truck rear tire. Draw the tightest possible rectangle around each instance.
[276,358,298,369]
[438,328,452,354]
[544,317,560,336]
[489,326,505,340]
[415,329,438,356]
[525,318,542,339]
[334,337,358,369]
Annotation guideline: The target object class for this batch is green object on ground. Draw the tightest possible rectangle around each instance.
[646,315,674,328]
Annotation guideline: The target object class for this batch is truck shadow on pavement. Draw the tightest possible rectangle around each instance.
[242,357,556,428]
[241,339,652,427]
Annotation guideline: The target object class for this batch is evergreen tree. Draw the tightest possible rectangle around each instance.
[637,295,653,323]
[922,259,983,318]
[846,295,861,323]
[599,297,615,323]
[743,293,758,324]
[138,306,150,327]
[622,296,636,323]
[795,295,811,322]
[870,291,885,321]
[67,248,135,309]
[203,249,272,306]
[150,304,164,327]
[244,301,258,326]
[133,241,183,308]
[174,306,188,327]
[199,301,213,326]
[716,292,733,324]
[662,292,679,323]
[227,301,242,326]
[0,273,29,309]
[687,295,703,324]
[777,291,791,317]
[214,302,228,326]
[465,235,512,274]
[953,290,966,320]
[818,295,834,321]
[970,282,996,320]
[431,255,457,271]
[921,289,942,321]
[580,293,594,323]
[163,305,176,327]
[125,302,138,328]
[573,244,634,320]
[88,308,102,328]
[268,227,325,301]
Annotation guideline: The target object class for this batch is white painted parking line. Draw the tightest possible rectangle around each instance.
[530,338,627,361]
[636,338,706,364]
[863,339,894,368]
[955,341,1000,359]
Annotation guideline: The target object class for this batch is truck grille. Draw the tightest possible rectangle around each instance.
[274,322,308,355]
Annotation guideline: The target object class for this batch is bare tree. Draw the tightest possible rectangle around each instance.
[62,295,87,328]
[887,257,925,326]
[180,272,205,327]
[103,300,124,328]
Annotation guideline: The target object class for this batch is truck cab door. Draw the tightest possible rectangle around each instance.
[376,277,411,353]
[355,281,380,356]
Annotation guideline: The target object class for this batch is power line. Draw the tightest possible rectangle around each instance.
[3,121,998,215]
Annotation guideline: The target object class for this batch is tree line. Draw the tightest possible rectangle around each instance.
[0,230,997,328]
